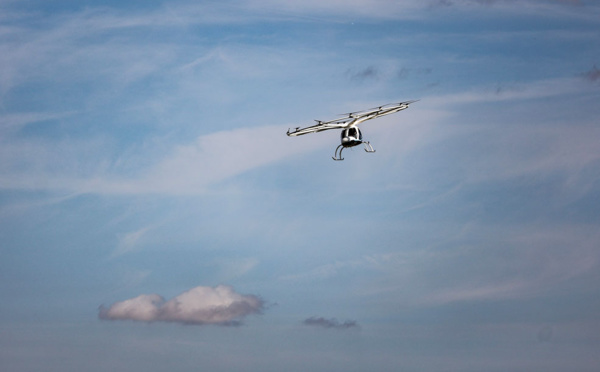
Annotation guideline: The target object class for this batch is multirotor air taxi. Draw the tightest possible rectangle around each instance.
[287,100,417,161]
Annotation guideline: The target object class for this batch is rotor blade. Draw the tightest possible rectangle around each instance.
[287,100,418,136]
[346,100,419,126]
[312,116,356,126]
[338,100,419,117]
[287,122,347,136]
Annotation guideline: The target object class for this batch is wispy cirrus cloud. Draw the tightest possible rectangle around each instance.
[0,112,74,135]
[99,285,264,325]
[109,225,155,259]
[362,224,600,309]
[0,123,328,194]
[236,0,597,21]
[429,77,598,106]
[1,0,597,199]
[2,73,597,197]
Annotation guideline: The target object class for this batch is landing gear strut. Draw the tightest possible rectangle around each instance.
[332,141,375,161]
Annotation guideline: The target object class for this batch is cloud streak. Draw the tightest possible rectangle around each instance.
[302,317,360,330]
[99,285,264,325]
[110,226,154,259]
[429,77,597,106]
[0,123,328,194]
[364,224,600,310]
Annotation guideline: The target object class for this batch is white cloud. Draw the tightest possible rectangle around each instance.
[99,285,264,325]
[0,123,328,194]
[403,79,600,188]
[1,75,596,197]
[234,0,598,21]
[100,294,163,322]
[362,225,600,307]
[110,124,329,194]
[1,2,597,198]
[460,124,600,185]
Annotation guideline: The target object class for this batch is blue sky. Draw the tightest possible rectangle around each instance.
[1,0,600,371]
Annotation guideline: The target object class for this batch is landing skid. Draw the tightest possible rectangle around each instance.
[332,141,376,161]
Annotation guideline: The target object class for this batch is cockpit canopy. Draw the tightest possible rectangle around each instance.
[340,127,363,147]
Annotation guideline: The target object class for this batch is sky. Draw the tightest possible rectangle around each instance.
[1,0,600,371]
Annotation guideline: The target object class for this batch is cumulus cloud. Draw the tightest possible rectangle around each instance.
[99,285,264,325]
[302,316,360,330]
[100,294,163,322]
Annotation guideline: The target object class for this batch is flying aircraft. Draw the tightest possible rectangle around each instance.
[287,100,418,160]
